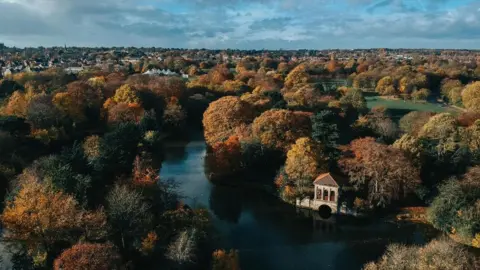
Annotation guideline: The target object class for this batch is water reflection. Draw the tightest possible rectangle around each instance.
[160,135,439,270]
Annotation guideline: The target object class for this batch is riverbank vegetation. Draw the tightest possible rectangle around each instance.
[0,51,479,268]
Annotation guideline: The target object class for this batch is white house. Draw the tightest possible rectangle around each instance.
[296,173,345,214]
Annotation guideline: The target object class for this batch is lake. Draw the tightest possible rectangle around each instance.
[160,133,438,270]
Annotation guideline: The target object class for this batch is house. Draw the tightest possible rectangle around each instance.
[296,173,346,214]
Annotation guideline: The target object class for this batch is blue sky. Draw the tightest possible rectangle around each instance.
[0,0,479,49]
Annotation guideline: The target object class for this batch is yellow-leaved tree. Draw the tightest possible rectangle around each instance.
[462,81,480,112]
[285,137,328,192]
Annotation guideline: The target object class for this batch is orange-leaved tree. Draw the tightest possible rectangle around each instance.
[252,109,312,152]
[54,243,121,270]
[203,96,254,145]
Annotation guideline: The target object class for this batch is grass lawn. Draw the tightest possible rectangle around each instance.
[365,95,460,120]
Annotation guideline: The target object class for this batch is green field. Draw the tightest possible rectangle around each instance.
[365,96,459,120]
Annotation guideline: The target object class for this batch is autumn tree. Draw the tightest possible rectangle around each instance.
[399,111,434,135]
[221,80,248,94]
[207,135,243,177]
[4,91,28,117]
[340,138,420,207]
[375,76,396,95]
[113,84,140,104]
[83,135,102,162]
[285,138,328,191]
[411,88,431,101]
[284,64,309,89]
[1,179,107,262]
[108,102,144,124]
[209,64,233,86]
[212,249,240,270]
[53,81,103,124]
[148,76,186,100]
[54,243,122,270]
[364,239,476,270]
[203,96,254,145]
[441,79,463,104]
[252,109,312,152]
[461,81,480,112]
[418,113,458,140]
[163,97,187,131]
[339,88,367,111]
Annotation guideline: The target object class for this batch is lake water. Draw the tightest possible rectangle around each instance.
[160,133,438,270]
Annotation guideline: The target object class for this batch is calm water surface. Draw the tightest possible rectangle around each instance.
[160,133,437,270]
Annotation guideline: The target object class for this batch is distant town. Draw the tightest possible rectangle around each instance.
[1,43,479,78]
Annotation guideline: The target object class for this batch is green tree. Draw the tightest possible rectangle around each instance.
[311,110,339,159]
[428,168,480,243]
[339,88,367,111]
[94,123,141,177]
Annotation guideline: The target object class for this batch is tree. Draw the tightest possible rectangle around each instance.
[209,64,233,85]
[375,76,396,95]
[0,79,23,98]
[399,111,433,135]
[1,179,107,259]
[26,94,60,129]
[30,154,91,205]
[108,102,144,124]
[221,80,248,94]
[461,81,480,112]
[418,113,458,140]
[163,97,186,131]
[95,123,141,176]
[364,239,476,270]
[207,135,243,177]
[285,138,328,191]
[0,115,30,136]
[4,91,28,117]
[311,110,339,159]
[106,184,152,249]
[203,96,254,145]
[212,249,240,270]
[148,76,186,100]
[113,84,139,104]
[339,138,420,207]
[411,88,430,101]
[53,81,103,124]
[252,109,312,152]
[284,64,309,89]
[441,79,462,103]
[83,135,102,162]
[339,88,367,110]
[54,243,121,270]
[166,229,197,265]
[428,168,480,243]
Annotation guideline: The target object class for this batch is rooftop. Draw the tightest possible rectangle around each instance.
[313,173,340,187]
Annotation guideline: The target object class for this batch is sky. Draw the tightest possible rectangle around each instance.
[0,0,479,49]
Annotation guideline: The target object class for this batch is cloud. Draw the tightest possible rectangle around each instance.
[0,0,478,48]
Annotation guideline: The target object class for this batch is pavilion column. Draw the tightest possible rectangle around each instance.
[314,185,317,200]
